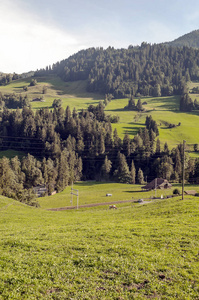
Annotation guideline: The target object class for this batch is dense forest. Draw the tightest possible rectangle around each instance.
[35,43,199,98]
[0,102,198,206]
[165,30,199,48]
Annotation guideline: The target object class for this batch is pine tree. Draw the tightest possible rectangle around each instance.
[99,132,105,154]
[21,154,44,188]
[158,156,174,180]
[136,98,143,111]
[0,157,16,197]
[114,152,131,183]
[130,160,136,184]
[137,168,144,184]
[42,158,57,195]
[164,142,170,155]
[174,148,182,178]
[101,156,112,180]
[123,133,131,157]
[156,138,161,154]
[56,150,69,192]
[113,128,122,149]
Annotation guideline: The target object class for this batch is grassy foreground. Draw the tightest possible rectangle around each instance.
[0,194,199,299]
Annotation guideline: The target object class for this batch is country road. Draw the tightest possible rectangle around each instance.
[47,198,151,211]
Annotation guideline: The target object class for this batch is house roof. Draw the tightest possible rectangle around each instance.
[142,178,172,190]
[184,190,196,195]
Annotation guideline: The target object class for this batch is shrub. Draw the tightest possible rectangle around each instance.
[173,188,180,195]
[29,79,37,86]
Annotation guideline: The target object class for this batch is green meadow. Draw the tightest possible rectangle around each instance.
[0,192,199,299]
[0,76,102,110]
[0,76,199,152]
[37,181,196,210]
[105,96,199,149]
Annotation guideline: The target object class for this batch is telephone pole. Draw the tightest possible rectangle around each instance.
[182,140,186,200]
[71,184,79,209]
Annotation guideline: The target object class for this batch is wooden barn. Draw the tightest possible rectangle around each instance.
[142,178,172,191]
[184,190,197,196]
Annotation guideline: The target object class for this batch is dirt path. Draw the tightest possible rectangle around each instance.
[47,199,140,211]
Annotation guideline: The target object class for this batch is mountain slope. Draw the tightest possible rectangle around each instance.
[35,43,199,98]
[165,29,199,48]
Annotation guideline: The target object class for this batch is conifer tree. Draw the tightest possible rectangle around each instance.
[156,138,161,154]
[136,98,143,111]
[113,128,122,149]
[130,160,136,184]
[174,148,182,178]
[114,152,131,183]
[56,150,69,192]
[0,157,16,197]
[101,156,112,180]
[99,132,105,154]
[137,168,144,184]
[123,133,131,157]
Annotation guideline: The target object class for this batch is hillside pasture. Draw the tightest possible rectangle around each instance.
[0,194,199,299]
[105,95,199,149]
[0,77,199,150]
[0,76,103,110]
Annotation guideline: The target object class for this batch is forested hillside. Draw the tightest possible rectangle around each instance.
[0,38,199,205]
[165,29,199,48]
[0,102,199,206]
[35,43,199,98]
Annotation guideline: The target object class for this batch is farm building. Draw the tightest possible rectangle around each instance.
[184,190,197,196]
[33,185,57,197]
[142,178,172,191]
[33,185,47,197]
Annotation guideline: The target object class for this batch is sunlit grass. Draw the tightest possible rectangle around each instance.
[37,181,199,210]
[0,193,199,299]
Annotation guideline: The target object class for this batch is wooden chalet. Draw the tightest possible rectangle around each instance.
[142,178,172,191]
[184,190,196,196]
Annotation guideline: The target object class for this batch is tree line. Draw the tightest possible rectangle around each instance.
[180,91,199,111]
[0,93,30,109]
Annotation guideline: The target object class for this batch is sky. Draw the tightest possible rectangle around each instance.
[1,0,199,74]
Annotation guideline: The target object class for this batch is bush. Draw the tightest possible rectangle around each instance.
[29,79,37,86]
[173,188,180,195]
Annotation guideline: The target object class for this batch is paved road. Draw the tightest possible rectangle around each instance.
[47,199,150,211]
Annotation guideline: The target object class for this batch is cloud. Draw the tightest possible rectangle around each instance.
[0,0,81,73]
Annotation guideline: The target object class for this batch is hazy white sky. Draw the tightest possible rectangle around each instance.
[1,0,199,73]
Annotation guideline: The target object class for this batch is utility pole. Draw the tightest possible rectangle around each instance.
[71,182,73,206]
[71,184,79,209]
[182,140,186,200]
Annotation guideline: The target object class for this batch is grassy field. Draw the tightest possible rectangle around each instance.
[0,76,102,111]
[106,96,199,150]
[0,76,199,153]
[37,181,196,210]
[0,192,199,299]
